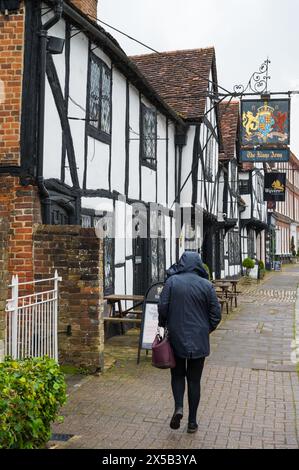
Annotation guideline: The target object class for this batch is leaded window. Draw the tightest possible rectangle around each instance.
[228,231,240,266]
[150,208,165,283]
[104,236,114,294]
[88,53,111,141]
[247,229,255,259]
[140,103,157,166]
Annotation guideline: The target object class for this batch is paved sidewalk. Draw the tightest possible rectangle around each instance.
[50,266,299,449]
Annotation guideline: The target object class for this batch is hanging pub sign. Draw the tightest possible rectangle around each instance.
[240,148,289,163]
[241,99,290,146]
[264,172,286,201]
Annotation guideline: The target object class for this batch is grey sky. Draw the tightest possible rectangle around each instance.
[100,0,299,155]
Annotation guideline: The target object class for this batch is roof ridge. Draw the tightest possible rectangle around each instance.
[130,46,215,59]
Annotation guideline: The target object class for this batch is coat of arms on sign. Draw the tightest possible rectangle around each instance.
[241,99,289,145]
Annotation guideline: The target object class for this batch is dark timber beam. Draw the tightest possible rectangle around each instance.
[46,54,80,189]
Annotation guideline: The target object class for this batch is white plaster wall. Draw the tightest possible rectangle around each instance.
[128,85,140,200]
[157,114,167,206]
[172,217,177,263]
[68,32,89,188]
[181,126,195,205]
[111,68,126,194]
[86,137,110,189]
[142,166,156,203]
[168,123,176,207]
[165,215,171,269]
[44,79,63,179]
[115,199,126,265]
[125,204,133,257]
[81,197,113,212]
[115,266,125,298]
[126,259,133,296]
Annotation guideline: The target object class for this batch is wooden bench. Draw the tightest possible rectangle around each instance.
[103,294,144,334]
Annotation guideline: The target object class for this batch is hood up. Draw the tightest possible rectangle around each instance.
[166,251,209,279]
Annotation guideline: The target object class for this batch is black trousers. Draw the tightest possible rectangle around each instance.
[170,355,205,423]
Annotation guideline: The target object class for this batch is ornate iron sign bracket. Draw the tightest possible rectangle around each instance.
[233,59,271,96]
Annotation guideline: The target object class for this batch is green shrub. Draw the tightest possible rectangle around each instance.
[0,356,66,449]
[203,263,211,280]
[258,260,265,270]
[242,257,255,270]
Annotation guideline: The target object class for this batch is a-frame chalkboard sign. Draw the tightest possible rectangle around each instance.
[137,282,164,364]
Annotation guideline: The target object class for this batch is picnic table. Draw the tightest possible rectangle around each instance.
[103,294,144,334]
[213,279,241,313]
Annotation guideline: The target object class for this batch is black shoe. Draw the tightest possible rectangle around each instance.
[170,408,183,430]
[187,422,198,434]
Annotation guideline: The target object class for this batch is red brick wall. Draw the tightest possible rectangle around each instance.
[69,0,98,19]
[0,5,25,166]
[33,225,104,371]
[0,175,41,285]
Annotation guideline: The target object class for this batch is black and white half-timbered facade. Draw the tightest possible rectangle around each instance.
[132,48,222,279]
[16,0,261,297]
[21,0,189,300]
[239,163,267,265]
[217,102,242,278]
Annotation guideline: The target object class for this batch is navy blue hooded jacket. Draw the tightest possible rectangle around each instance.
[158,251,221,359]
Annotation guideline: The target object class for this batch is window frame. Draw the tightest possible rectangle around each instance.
[239,178,251,195]
[140,102,157,170]
[87,51,112,145]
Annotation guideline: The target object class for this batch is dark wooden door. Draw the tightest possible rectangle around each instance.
[133,236,149,296]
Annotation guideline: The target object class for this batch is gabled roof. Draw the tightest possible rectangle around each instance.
[219,101,239,161]
[130,47,216,121]
[45,0,185,129]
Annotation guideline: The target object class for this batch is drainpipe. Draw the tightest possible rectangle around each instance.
[37,1,63,224]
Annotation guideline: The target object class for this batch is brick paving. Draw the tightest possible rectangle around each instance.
[50,265,299,449]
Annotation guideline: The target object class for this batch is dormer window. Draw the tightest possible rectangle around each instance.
[87,52,111,143]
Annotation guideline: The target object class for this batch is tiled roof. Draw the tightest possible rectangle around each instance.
[219,101,239,160]
[130,47,216,120]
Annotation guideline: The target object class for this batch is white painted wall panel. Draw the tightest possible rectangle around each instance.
[115,199,126,265]
[111,68,126,194]
[125,204,133,257]
[157,114,167,205]
[115,266,125,298]
[165,215,171,270]
[128,85,140,200]
[142,166,156,203]
[172,217,177,263]
[86,137,110,190]
[168,123,176,207]
[126,260,133,295]
[68,33,89,188]
[44,79,63,179]
[81,197,113,213]
[181,126,195,204]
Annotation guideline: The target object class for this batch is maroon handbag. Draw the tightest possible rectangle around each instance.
[152,328,176,369]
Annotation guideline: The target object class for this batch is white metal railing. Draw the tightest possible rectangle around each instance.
[5,271,61,361]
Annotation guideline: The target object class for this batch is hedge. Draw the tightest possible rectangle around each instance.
[0,356,66,449]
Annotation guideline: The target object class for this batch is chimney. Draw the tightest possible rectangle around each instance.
[69,1,98,19]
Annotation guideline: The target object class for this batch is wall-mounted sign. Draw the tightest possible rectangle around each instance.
[264,172,286,201]
[240,148,290,163]
[241,99,290,145]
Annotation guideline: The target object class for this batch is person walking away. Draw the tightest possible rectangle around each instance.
[158,251,221,433]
